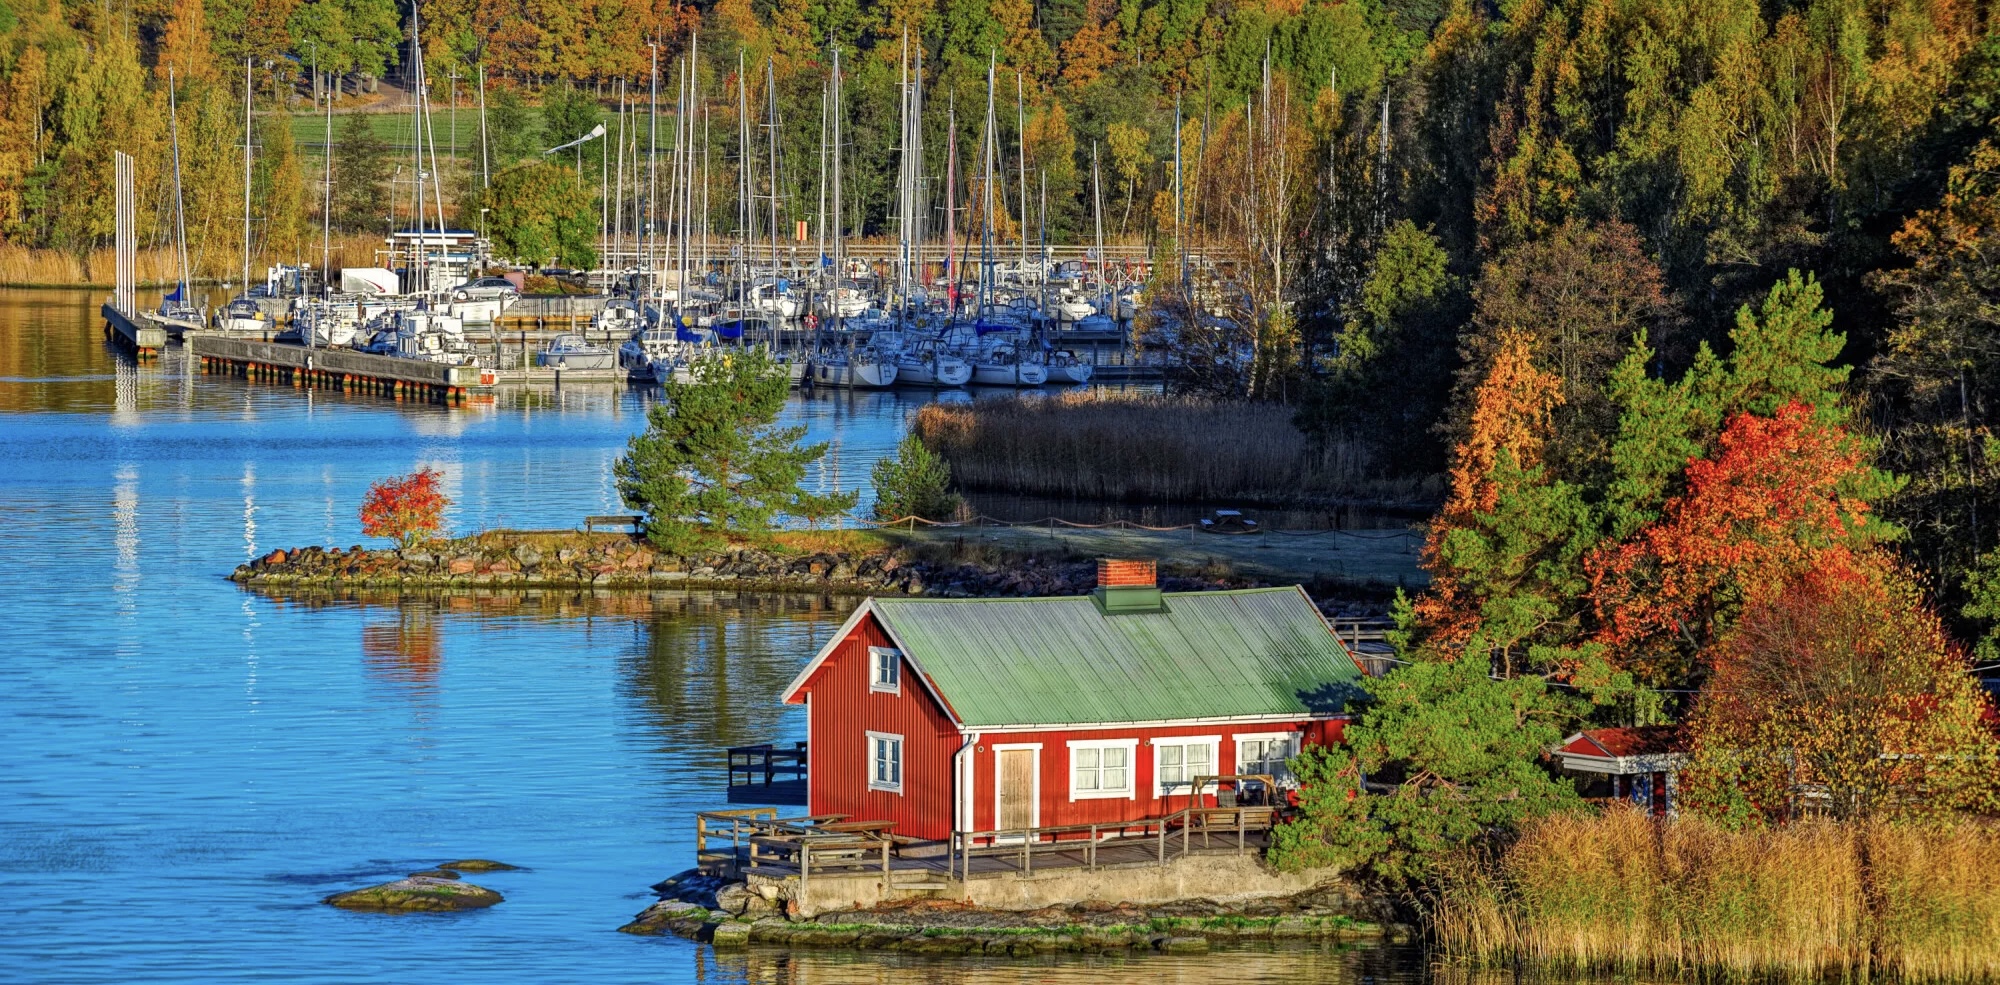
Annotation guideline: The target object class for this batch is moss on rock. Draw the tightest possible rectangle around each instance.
[323,876,503,913]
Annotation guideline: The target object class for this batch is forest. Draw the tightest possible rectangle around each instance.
[2,0,1999,770]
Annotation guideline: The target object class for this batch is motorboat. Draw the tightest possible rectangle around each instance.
[596,297,652,337]
[213,296,270,335]
[538,333,616,371]
[1046,349,1094,384]
[364,308,473,364]
[293,298,361,347]
[1052,290,1097,323]
[618,325,679,373]
[816,280,872,320]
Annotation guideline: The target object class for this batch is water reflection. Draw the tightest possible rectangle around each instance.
[361,605,444,693]
[702,941,1428,985]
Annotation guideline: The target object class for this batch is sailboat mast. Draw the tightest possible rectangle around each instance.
[765,56,779,287]
[648,42,659,297]
[243,58,251,298]
[829,44,842,331]
[1092,141,1104,309]
[981,55,995,312]
[1016,71,1027,279]
[322,64,332,289]
[167,68,190,305]
[614,82,625,272]
[944,95,956,322]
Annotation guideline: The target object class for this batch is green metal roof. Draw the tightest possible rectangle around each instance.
[871,587,1363,728]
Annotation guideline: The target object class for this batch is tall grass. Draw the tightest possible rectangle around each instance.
[912,390,1434,506]
[1434,808,2000,982]
[0,232,389,289]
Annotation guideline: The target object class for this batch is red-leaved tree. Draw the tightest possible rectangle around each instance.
[360,469,450,549]
[1586,401,1895,652]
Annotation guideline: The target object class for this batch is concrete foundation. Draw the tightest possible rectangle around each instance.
[752,852,1341,919]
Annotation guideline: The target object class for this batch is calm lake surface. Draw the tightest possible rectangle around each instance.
[0,289,1428,983]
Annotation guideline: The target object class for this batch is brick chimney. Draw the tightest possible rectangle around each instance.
[1093,558,1165,614]
[1097,558,1157,589]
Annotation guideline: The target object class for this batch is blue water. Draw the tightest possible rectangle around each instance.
[0,290,1419,983]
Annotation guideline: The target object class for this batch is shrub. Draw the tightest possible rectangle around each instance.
[360,468,449,549]
[871,435,963,521]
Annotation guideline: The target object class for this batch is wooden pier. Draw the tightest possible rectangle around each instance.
[189,334,487,403]
[101,302,166,358]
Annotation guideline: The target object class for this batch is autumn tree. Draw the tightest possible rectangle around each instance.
[1455,219,1679,483]
[361,469,451,548]
[1682,561,1999,823]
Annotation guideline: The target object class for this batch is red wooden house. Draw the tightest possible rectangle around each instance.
[779,560,1367,841]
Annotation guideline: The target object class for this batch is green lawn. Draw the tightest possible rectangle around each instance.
[290,111,489,157]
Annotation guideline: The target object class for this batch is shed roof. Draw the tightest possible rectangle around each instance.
[788,586,1364,729]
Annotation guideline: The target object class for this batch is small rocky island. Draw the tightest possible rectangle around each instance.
[620,870,1394,955]
[322,860,518,913]
[229,530,1273,598]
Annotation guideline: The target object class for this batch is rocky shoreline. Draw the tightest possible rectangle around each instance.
[228,530,1361,602]
[619,870,1400,955]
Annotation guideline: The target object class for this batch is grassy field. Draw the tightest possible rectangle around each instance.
[886,523,1426,591]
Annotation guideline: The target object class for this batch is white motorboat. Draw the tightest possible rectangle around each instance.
[816,281,872,320]
[1046,349,1094,384]
[596,297,652,337]
[747,278,803,320]
[809,347,898,388]
[1052,290,1097,323]
[294,298,360,347]
[364,308,472,364]
[618,325,678,373]
[538,333,616,371]
[213,296,270,335]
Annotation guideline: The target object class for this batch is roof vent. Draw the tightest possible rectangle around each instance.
[1092,558,1165,614]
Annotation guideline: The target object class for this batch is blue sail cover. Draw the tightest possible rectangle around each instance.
[675,322,705,343]
[163,285,184,302]
[715,318,744,339]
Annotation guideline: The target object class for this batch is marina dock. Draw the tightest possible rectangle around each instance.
[101,302,166,358]
[189,334,486,403]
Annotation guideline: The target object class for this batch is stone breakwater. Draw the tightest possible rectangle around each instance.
[229,534,1249,598]
[619,870,1397,955]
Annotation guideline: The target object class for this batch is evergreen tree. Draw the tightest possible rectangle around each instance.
[615,348,858,553]
[871,435,963,521]
[331,111,390,232]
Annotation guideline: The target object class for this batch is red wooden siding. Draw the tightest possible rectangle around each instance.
[968,721,1333,832]
[793,612,961,840]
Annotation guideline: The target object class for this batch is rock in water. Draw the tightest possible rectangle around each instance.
[436,859,518,872]
[323,876,503,913]
[408,869,461,880]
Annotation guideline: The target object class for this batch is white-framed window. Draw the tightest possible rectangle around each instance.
[1153,736,1220,795]
[1236,732,1300,782]
[868,646,901,694]
[867,731,904,793]
[1067,738,1138,800]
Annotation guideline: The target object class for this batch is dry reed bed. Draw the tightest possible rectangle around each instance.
[913,391,1427,506]
[0,232,384,288]
[1435,808,2000,982]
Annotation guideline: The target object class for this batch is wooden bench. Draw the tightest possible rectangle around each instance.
[584,514,644,534]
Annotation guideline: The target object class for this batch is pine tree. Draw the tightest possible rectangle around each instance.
[616,348,858,552]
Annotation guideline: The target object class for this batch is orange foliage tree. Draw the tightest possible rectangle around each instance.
[1587,401,1898,656]
[1411,330,1591,663]
[360,469,451,549]
[1681,560,1999,822]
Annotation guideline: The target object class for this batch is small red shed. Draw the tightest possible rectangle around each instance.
[1555,726,1689,817]
[779,560,1366,841]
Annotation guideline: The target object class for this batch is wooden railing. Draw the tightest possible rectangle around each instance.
[946,804,1282,879]
[727,742,807,788]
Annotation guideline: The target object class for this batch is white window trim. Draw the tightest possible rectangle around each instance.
[990,742,1043,833]
[1066,738,1139,801]
[1234,731,1301,779]
[868,646,902,695]
[866,730,904,794]
[1151,735,1222,796]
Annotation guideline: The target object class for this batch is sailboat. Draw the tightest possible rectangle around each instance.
[149,68,204,337]
[216,60,270,336]
[808,45,897,389]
